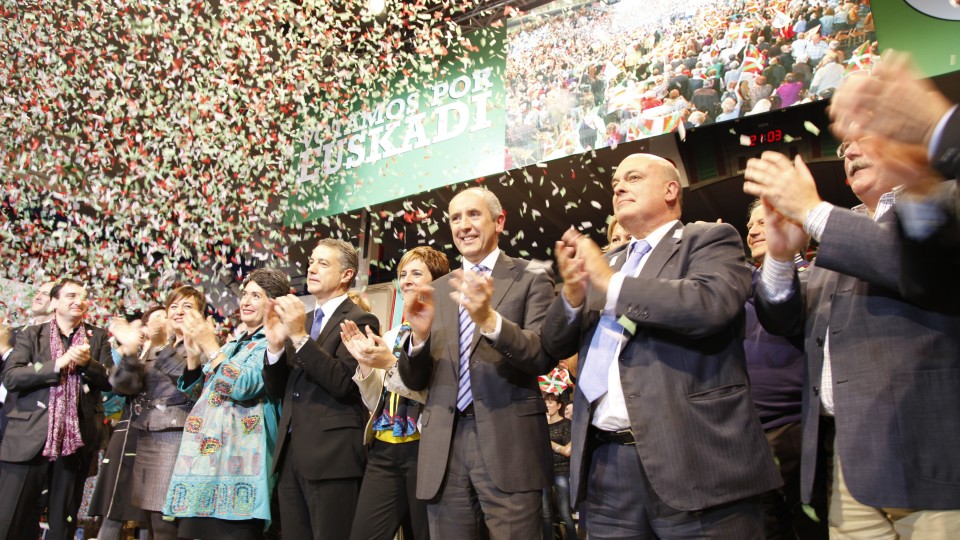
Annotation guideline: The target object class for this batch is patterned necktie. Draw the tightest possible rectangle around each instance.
[309,308,324,342]
[578,240,652,402]
[457,265,488,411]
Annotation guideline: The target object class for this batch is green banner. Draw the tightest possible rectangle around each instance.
[286,27,506,224]
[872,1,960,78]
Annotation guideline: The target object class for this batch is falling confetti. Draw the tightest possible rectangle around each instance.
[0,0,491,322]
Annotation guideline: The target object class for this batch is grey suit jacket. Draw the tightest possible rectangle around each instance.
[542,221,781,512]
[398,251,556,499]
[0,322,112,462]
[756,207,960,509]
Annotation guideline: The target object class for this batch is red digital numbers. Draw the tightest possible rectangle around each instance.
[748,129,782,146]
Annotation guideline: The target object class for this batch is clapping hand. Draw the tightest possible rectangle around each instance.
[109,318,143,357]
[264,295,308,355]
[340,320,395,374]
[181,310,219,369]
[556,228,589,307]
[56,344,91,370]
[403,284,435,346]
[449,269,496,333]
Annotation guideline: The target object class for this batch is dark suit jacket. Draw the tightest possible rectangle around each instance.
[398,251,556,499]
[542,222,781,512]
[262,298,379,480]
[931,106,960,179]
[0,326,20,442]
[756,207,960,509]
[898,181,960,313]
[0,322,112,463]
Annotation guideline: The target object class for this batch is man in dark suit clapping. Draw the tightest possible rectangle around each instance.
[263,239,380,539]
[543,154,780,539]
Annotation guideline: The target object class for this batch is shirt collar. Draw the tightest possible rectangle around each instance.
[635,219,680,251]
[851,185,903,221]
[316,293,349,321]
[464,248,501,273]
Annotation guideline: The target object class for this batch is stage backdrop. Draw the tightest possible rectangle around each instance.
[286,0,956,221]
[287,27,507,223]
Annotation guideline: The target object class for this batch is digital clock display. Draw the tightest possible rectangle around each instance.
[747,129,783,146]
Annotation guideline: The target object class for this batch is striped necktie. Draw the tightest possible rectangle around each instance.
[456,265,488,411]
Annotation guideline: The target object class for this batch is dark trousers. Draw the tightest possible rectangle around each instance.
[350,438,429,540]
[0,450,93,540]
[760,421,829,540]
[581,441,763,540]
[426,414,542,540]
[275,442,361,540]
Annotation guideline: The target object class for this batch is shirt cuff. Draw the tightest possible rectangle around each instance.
[604,273,627,313]
[929,104,958,161]
[803,201,834,243]
[560,292,583,323]
[478,313,503,342]
[759,257,798,303]
[266,349,283,365]
[407,337,427,356]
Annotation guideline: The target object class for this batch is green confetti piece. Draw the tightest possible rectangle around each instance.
[801,504,821,523]
[618,315,636,336]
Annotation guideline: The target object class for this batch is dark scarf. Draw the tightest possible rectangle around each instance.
[43,320,87,460]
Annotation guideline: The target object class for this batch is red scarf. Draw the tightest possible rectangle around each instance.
[43,320,87,460]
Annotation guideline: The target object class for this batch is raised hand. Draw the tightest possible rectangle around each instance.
[404,283,435,346]
[264,295,307,354]
[830,51,953,148]
[760,198,809,263]
[340,320,394,372]
[57,343,91,370]
[109,318,143,357]
[556,228,588,307]
[744,152,822,224]
[858,138,944,198]
[449,269,496,334]
[565,227,615,296]
[180,310,220,358]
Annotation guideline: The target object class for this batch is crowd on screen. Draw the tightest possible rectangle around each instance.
[505,0,877,167]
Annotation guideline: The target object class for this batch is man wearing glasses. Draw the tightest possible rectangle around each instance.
[743,132,960,538]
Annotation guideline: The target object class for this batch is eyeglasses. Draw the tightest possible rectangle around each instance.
[836,136,874,159]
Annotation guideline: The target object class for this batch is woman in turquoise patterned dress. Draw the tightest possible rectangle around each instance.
[163,269,290,539]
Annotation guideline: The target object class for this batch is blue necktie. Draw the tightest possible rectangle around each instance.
[457,265,488,411]
[578,240,652,402]
[309,308,324,342]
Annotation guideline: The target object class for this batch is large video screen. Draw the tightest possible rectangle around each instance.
[504,0,877,168]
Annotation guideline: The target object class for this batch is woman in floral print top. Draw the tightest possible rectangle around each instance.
[162,269,290,540]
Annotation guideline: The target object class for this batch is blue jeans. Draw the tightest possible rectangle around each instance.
[542,474,577,539]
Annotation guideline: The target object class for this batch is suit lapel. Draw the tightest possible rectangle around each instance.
[305,309,315,339]
[38,322,52,365]
[318,299,351,349]
[639,222,683,278]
